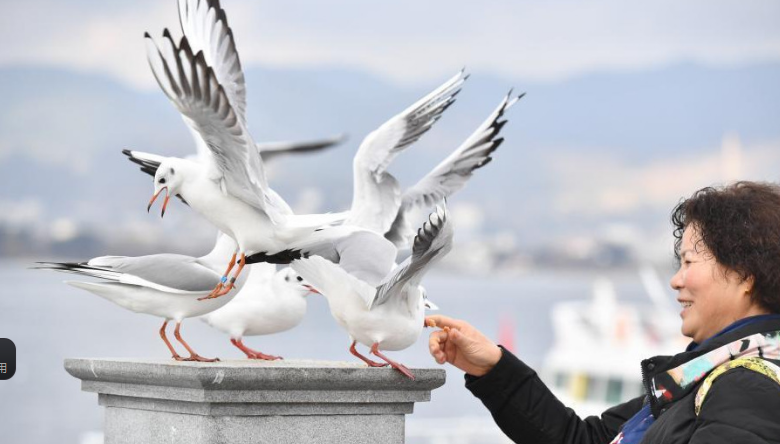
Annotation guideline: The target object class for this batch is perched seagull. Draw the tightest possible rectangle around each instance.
[291,203,453,380]
[35,233,243,362]
[200,265,314,360]
[141,0,347,297]
[383,91,523,249]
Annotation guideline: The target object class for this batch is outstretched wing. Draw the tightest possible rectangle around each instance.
[373,202,452,308]
[257,134,347,162]
[145,30,276,216]
[347,70,467,233]
[353,69,467,177]
[122,149,165,177]
[385,91,522,248]
[177,0,247,126]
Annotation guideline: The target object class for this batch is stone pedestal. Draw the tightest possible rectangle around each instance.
[64,358,446,444]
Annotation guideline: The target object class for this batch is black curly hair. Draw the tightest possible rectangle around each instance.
[672,181,780,314]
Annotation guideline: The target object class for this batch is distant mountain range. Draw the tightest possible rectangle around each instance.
[2,62,779,262]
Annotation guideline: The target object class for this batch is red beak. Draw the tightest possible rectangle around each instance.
[304,284,320,294]
[148,188,170,217]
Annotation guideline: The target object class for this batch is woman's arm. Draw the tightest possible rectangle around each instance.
[428,315,642,444]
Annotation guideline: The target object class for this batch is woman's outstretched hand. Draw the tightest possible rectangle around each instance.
[426,314,502,377]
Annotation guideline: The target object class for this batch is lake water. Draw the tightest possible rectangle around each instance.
[0,260,660,444]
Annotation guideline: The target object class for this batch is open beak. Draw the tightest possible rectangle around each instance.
[303,284,320,295]
[148,188,170,218]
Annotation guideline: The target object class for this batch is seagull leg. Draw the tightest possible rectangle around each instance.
[230,338,282,360]
[206,252,238,298]
[350,340,388,367]
[159,320,184,361]
[173,321,219,362]
[371,343,415,380]
[201,254,246,300]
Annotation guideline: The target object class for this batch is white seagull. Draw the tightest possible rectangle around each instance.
[291,203,453,380]
[141,0,347,297]
[200,265,314,360]
[35,233,244,362]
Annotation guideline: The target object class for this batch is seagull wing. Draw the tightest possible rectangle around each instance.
[145,30,279,217]
[122,149,165,177]
[290,256,377,310]
[36,255,222,294]
[373,202,452,308]
[385,91,522,248]
[347,70,467,233]
[177,0,247,126]
[257,134,347,162]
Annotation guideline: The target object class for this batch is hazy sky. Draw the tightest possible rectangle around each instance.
[2,0,779,89]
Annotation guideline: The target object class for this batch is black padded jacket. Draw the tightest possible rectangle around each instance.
[465,318,780,444]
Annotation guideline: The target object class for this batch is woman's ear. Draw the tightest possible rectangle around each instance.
[742,275,756,296]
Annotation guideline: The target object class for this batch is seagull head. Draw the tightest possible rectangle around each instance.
[421,286,439,310]
[148,160,184,217]
[277,267,320,297]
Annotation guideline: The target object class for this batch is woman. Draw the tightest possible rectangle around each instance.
[428,181,780,444]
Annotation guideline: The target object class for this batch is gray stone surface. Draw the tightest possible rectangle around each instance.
[65,358,445,444]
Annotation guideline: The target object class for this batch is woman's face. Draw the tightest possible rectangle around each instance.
[670,225,764,343]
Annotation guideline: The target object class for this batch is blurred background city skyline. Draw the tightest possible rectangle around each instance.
[2,0,780,273]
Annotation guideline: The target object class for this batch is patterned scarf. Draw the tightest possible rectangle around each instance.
[650,330,780,407]
[610,330,780,444]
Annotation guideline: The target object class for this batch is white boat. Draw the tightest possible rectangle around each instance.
[541,267,687,417]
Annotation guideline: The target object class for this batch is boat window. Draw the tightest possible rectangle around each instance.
[585,376,606,402]
[606,378,622,404]
[555,372,567,389]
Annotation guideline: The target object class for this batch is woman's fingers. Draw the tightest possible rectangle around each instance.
[429,329,449,364]
[425,315,465,330]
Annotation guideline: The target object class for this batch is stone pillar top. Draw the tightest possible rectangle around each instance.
[65,358,446,405]
[65,358,447,443]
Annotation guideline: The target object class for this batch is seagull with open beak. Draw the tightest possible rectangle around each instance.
[148,164,179,218]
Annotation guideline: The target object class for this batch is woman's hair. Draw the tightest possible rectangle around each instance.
[672,181,780,313]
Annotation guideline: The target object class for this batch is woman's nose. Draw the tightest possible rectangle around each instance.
[670,268,683,290]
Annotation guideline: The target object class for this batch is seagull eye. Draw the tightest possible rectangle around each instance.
[158,178,166,184]
[296,276,303,282]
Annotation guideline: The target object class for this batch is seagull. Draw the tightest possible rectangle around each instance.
[35,233,243,362]
[141,0,348,297]
[291,203,453,380]
[200,265,314,360]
